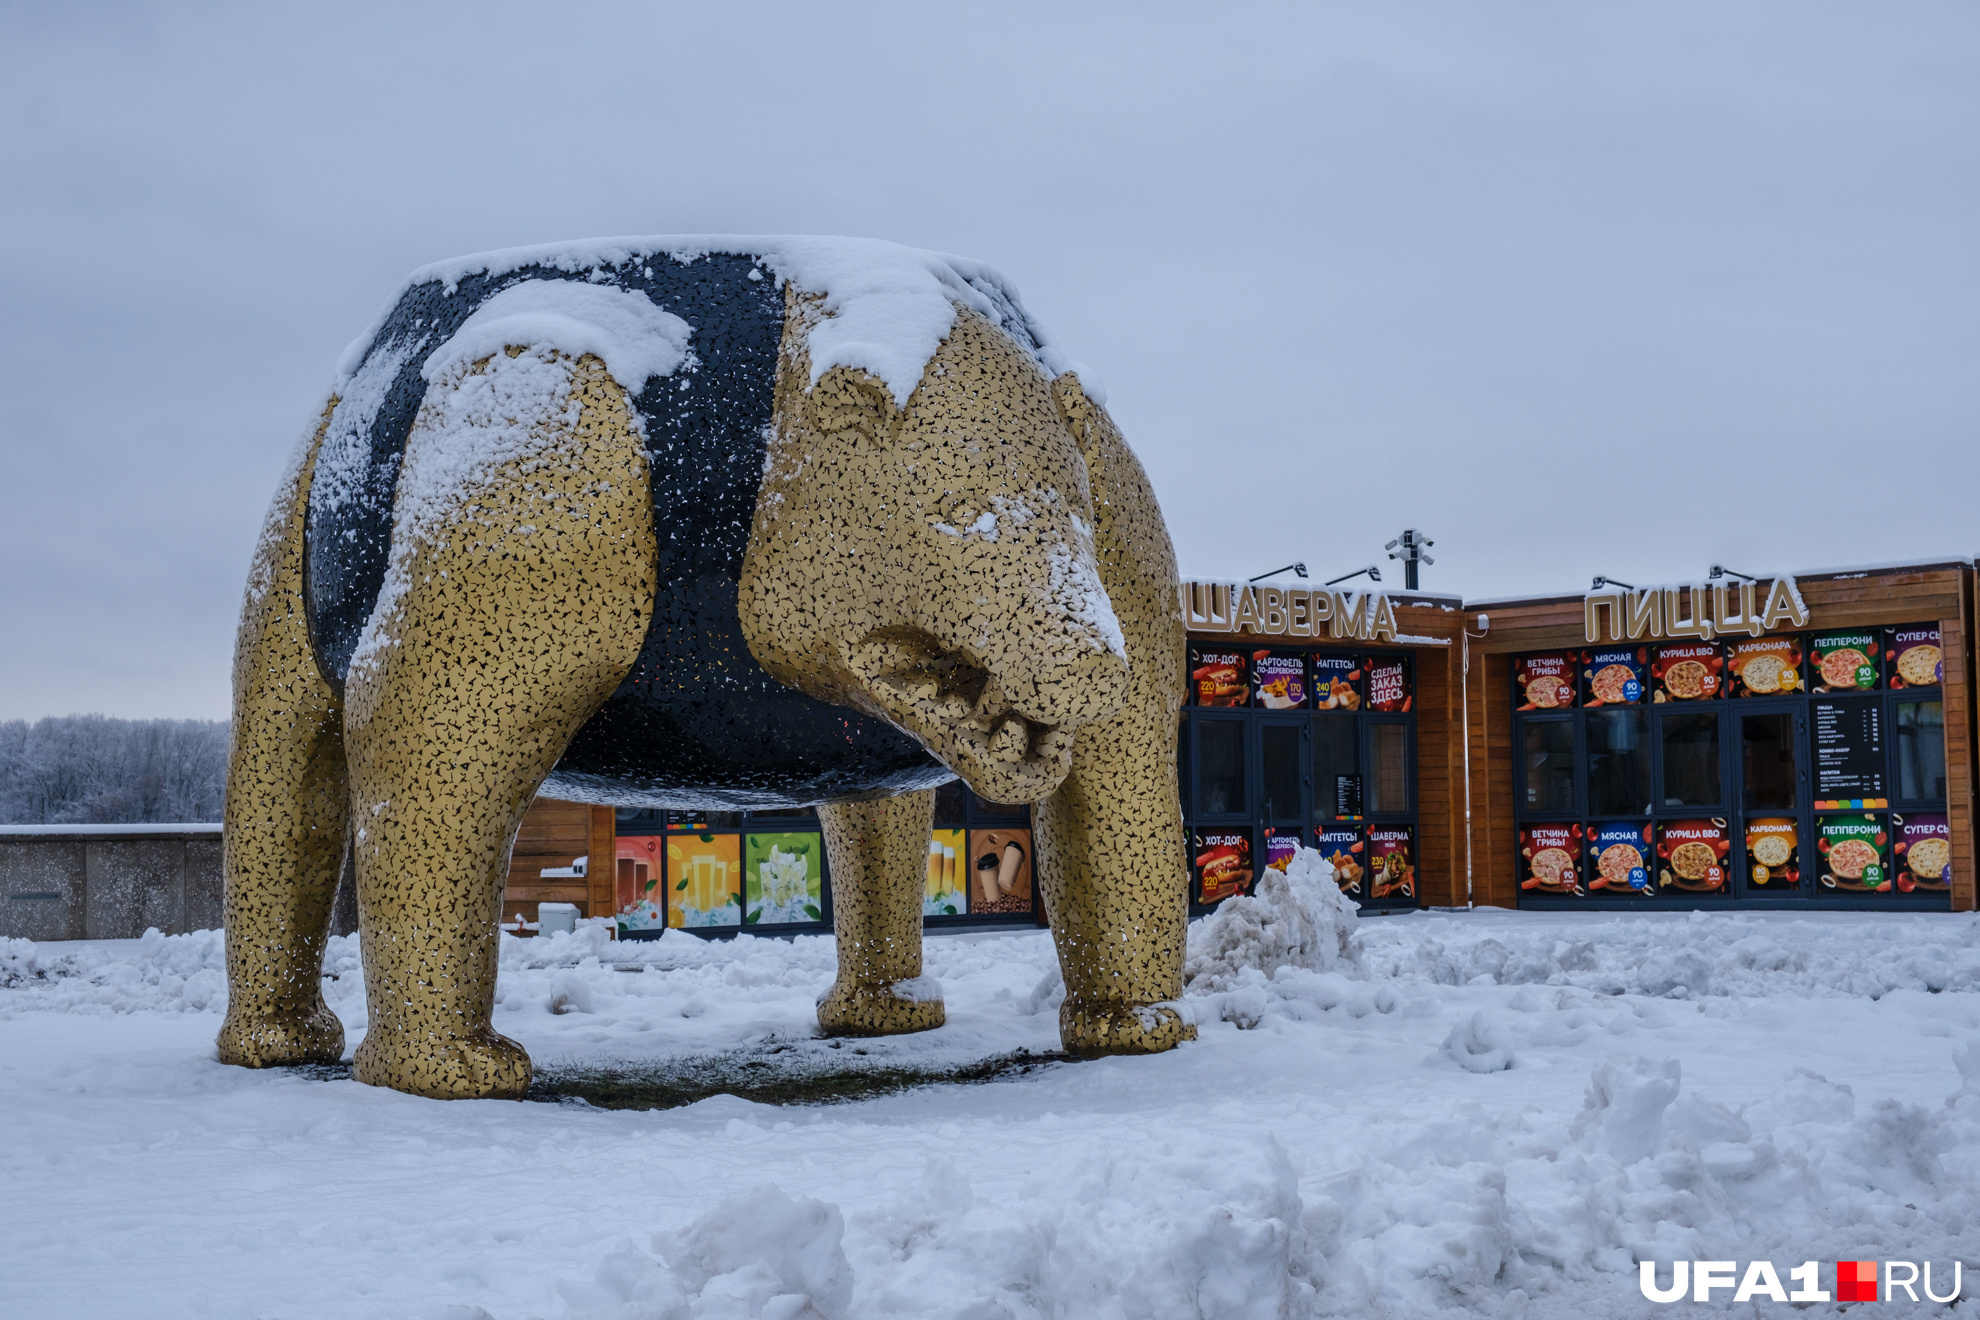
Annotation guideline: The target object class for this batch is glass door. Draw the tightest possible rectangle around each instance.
[1257,715,1309,831]
[1733,704,1807,897]
[1652,706,1733,899]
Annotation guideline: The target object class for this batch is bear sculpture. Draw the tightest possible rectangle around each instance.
[219,236,1191,1099]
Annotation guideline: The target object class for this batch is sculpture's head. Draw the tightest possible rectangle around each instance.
[740,293,1131,805]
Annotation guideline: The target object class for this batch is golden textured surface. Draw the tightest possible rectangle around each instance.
[742,294,1190,1053]
[1035,374,1193,1054]
[341,350,655,1099]
[226,287,1194,1097]
[815,790,946,1034]
[220,351,655,1100]
[741,294,1133,807]
[217,402,351,1068]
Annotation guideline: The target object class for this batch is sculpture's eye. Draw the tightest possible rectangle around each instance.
[811,367,898,452]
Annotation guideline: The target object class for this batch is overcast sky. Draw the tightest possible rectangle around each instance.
[2,2,1975,720]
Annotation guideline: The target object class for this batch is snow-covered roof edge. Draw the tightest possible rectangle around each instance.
[334,234,1099,409]
[1466,555,1975,610]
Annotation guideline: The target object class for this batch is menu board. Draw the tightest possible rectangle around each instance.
[1514,653,1576,711]
[1251,651,1307,709]
[1193,829,1253,905]
[745,832,824,925]
[923,829,966,915]
[1816,813,1889,892]
[1657,818,1730,895]
[667,833,743,927]
[1813,699,1887,807]
[1262,829,1301,874]
[1191,647,1248,707]
[1651,642,1722,701]
[1586,821,1654,895]
[1366,656,1411,712]
[1312,655,1362,710]
[1519,822,1584,895]
[1313,824,1364,896]
[969,828,1033,914]
[1366,825,1415,902]
[1892,813,1951,893]
[1333,773,1364,819]
[1810,632,1881,694]
[1744,817,1799,889]
[1581,647,1646,707]
[1725,636,1803,698]
[1887,625,1943,691]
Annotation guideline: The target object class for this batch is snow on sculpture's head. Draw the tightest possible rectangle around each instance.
[739,279,1131,806]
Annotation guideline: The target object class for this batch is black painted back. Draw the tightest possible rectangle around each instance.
[304,254,946,809]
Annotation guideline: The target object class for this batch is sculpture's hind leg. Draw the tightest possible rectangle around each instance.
[816,790,946,1035]
[217,405,350,1068]
[343,349,654,1100]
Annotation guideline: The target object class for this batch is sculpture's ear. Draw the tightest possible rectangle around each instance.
[809,365,901,453]
[1050,371,1108,466]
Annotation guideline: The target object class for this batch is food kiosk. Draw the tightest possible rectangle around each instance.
[1468,562,1976,911]
[504,560,1977,932]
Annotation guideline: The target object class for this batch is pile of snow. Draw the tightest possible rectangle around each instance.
[1362,906,1980,1000]
[558,1184,853,1320]
[0,928,230,1014]
[1184,846,1362,992]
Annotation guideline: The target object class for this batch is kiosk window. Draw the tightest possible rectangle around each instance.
[1586,709,1651,816]
[1370,723,1410,812]
[1260,724,1302,821]
[1197,719,1246,815]
[1314,718,1357,815]
[1741,712,1797,811]
[1661,712,1722,808]
[1897,701,1947,802]
[1523,721,1575,812]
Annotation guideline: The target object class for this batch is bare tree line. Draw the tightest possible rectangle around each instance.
[0,715,228,824]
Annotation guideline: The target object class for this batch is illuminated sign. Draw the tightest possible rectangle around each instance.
[1179,581,1399,642]
[1582,578,1808,644]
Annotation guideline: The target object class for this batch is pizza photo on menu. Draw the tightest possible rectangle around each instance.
[1887,625,1943,690]
[1586,821,1655,895]
[1816,813,1889,892]
[1725,636,1803,698]
[1810,632,1880,694]
[1581,647,1646,707]
[1514,653,1576,711]
[1656,819,1730,895]
[1651,643,1722,701]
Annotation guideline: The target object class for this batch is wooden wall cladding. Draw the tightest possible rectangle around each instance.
[502,797,614,926]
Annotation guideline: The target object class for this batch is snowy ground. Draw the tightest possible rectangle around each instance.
[4,872,1979,1320]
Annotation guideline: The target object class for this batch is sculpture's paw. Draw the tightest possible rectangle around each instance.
[816,979,946,1037]
[352,1028,532,1100]
[1059,1000,1195,1056]
[215,1002,345,1068]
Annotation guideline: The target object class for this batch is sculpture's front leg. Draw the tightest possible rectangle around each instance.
[816,790,946,1036]
[1033,373,1194,1056]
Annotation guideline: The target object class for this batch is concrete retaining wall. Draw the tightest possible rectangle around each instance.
[0,825,222,940]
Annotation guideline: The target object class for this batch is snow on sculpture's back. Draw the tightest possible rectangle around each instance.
[218,235,1197,1099]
